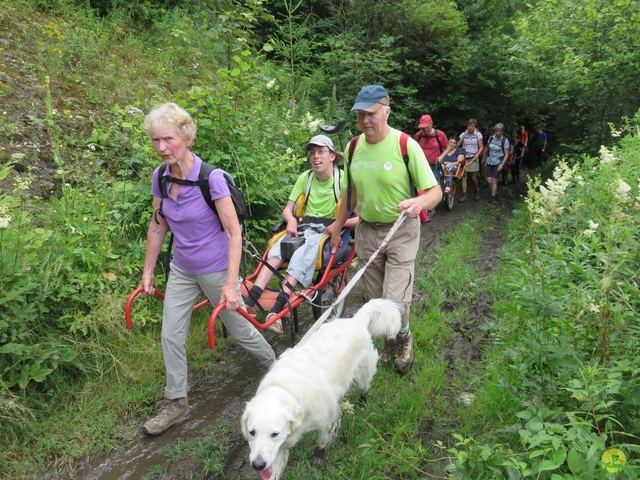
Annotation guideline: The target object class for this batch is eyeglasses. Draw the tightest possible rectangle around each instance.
[308,147,330,156]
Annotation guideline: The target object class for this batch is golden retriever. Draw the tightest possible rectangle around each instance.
[241,298,402,480]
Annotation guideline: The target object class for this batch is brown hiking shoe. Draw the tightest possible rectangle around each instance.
[458,193,467,203]
[378,337,397,365]
[143,397,189,435]
[474,189,480,201]
[394,331,414,372]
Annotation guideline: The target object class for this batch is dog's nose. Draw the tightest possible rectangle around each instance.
[251,459,267,471]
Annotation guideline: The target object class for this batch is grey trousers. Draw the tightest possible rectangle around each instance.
[162,264,276,399]
[268,224,326,287]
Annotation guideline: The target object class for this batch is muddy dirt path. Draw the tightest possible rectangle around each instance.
[73,179,527,480]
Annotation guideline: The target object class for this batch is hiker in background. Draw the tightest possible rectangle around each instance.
[501,129,514,186]
[330,85,441,373]
[534,126,548,166]
[511,131,524,183]
[415,114,448,183]
[481,122,510,203]
[518,125,529,160]
[480,126,493,186]
[456,118,483,202]
[437,135,466,194]
[243,135,358,333]
[140,103,275,436]
[517,125,530,171]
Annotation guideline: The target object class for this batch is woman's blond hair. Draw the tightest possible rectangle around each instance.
[144,102,197,142]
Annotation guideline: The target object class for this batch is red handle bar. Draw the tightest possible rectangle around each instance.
[124,286,210,328]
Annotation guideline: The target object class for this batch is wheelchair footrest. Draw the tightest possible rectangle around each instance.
[240,280,316,315]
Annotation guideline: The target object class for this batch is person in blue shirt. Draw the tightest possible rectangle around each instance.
[481,123,510,202]
[534,126,548,166]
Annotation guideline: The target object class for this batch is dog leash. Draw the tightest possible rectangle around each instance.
[296,211,408,347]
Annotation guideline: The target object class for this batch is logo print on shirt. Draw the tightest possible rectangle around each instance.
[384,162,393,170]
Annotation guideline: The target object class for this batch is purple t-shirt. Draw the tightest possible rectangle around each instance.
[151,154,231,274]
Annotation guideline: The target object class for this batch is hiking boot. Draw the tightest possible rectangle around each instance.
[458,193,467,203]
[143,397,189,435]
[378,337,397,365]
[474,189,480,201]
[394,331,414,372]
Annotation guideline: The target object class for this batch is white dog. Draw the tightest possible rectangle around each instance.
[241,298,402,480]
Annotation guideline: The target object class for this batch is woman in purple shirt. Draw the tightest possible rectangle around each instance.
[140,103,275,436]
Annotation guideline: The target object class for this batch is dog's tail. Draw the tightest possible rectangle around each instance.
[355,298,403,338]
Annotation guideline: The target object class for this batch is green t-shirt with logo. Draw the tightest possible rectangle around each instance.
[288,168,346,218]
[349,129,437,223]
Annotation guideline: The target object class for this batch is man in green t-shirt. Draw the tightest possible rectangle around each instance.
[330,85,442,372]
[244,135,359,334]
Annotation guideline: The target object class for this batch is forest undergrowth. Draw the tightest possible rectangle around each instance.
[0,0,639,478]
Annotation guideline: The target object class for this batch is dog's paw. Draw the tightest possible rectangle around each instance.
[312,448,326,468]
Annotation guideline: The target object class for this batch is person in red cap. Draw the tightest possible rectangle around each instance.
[415,114,448,183]
[330,85,442,372]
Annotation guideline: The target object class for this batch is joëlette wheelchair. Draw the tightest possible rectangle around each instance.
[440,157,473,210]
[125,184,356,349]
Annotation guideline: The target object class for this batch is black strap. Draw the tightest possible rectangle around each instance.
[158,162,217,214]
[419,129,446,154]
[430,129,446,154]
[299,216,334,226]
[156,162,221,278]
[345,136,359,216]
[489,135,508,160]
[258,255,288,285]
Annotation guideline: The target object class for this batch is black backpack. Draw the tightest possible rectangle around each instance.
[157,162,247,229]
[156,163,247,278]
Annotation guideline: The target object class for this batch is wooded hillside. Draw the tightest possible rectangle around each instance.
[1,0,639,477]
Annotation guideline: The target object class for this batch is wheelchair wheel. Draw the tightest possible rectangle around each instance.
[312,273,348,321]
[445,191,455,210]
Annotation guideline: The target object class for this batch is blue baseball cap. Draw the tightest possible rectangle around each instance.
[350,85,390,112]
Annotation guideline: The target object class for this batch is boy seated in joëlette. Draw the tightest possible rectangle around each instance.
[243,135,358,334]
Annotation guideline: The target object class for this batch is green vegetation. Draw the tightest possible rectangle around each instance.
[0,0,639,477]
[163,422,233,476]
[271,120,640,479]
[441,122,640,478]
